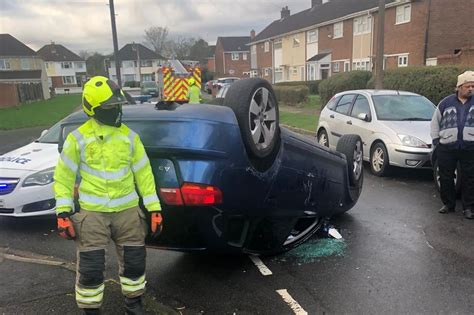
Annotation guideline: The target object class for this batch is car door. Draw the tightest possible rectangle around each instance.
[345,94,374,159]
[327,94,356,148]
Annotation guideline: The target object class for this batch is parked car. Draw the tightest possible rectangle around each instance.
[204,80,216,94]
[1,79,363,255]
[140,81,159,96]
[317,90,436,176]
[214,77,239,90]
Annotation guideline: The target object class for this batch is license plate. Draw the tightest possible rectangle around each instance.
[0,199,4,208]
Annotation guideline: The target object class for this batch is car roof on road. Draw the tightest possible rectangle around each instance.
[61,104,238,125]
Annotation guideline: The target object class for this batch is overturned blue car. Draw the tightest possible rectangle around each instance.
[59,78,363,255]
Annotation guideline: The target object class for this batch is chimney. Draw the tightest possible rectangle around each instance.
[311,0,322,7]
[250,29,256,40]
[50,41,56,54]
[280,6,290,19]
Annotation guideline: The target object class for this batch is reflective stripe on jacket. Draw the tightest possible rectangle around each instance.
[54,118,161,214]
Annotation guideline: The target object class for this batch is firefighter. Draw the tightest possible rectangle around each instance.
[186,77,201,104]
[54,76,163,314]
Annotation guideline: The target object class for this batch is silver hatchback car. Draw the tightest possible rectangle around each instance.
[317,90,436,176]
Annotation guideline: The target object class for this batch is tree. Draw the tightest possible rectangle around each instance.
[86,52,108,76]
[143,26,169,56]
[189,38,210,66]
[169,36,196,60]
[78,50,91,60]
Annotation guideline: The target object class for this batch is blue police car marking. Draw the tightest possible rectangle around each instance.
[0,156,32,164]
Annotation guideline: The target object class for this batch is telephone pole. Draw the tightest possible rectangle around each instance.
[109,0,121,87]
[375,0,385,89]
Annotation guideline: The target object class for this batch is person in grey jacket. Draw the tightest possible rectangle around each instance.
[431,70,474,219]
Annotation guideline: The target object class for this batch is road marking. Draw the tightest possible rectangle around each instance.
[276,289,308,315]
[248,255,272,276]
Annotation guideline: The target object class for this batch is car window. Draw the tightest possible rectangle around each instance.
[351,95,371,119]
[372,95,435,121]
[335,94,355,114]
[326,96,341,110]
[37,121,62,143]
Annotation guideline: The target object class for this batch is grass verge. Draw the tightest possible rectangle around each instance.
[0,94,81,130]
[280,112,319,133]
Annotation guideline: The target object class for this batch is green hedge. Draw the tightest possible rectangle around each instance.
[273,85,309,106]
[318,71,372,105]
[366,66,470,105]
[274,80,322,94]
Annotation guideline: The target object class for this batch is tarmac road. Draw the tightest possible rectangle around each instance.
[1,128,473,314]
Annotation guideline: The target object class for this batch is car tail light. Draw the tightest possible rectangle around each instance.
[159,183,223,206]
[159,188,184,205]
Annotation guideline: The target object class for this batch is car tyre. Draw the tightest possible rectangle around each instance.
[223,78,280,162]
[317,129,329,147]
[336,134,364,203]
[370,142,390,176]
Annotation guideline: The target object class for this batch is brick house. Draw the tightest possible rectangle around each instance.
[249,0,473,83]
[107,43,165,84]
[37,42,87,94]
[0,34,50,108]
[214,36,251,78]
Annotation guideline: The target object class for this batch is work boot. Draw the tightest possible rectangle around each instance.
[438,205,455,214]
[124,296,145,315]
[83,308,101,315]
[463,208,474,219]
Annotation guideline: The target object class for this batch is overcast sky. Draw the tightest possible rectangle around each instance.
[0,0,312,55]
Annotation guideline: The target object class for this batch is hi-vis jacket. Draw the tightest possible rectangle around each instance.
[54,118,161,214]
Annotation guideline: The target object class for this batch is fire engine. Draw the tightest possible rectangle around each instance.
[155,60,201,104]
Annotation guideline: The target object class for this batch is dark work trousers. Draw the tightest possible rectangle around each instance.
[437,145,474,210]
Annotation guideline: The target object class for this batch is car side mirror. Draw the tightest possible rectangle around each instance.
[357,113,370,122]
[40,129,48,137]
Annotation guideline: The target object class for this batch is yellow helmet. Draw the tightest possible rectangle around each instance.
[188,77,196,86]
[82,76,127,116]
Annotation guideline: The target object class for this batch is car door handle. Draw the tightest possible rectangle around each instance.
[330,114,335,118]
[346,120,352,125]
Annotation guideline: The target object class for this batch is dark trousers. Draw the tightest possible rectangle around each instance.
[437,145,474,210]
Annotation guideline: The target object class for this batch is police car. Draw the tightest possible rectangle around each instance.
[0,122,62,217]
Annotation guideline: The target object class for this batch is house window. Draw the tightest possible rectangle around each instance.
[62,76,75,84]
[344,61,350,72]
[333,22,343,38]
[123,61,134,68]
[333,62,340,72]
[307,30,318,43]
[264,41,270,52]
[231,53,239,61]
[140,60,153,67]
[61,62,72,69]
[124,74,135,82]
[251,70,258,77]
[243,53,247,61]
[0,59,11,70]
[274,39,282,49]
[292,67,298,75]
[21,59,30,70]
[293,36,300,47]
[398,55,408,67]
[274,67,283,82]
[352,60,371,71]
[142,74,153,81]
[264,68,269,76]
[354,16,372,35]
[396,4,411,24]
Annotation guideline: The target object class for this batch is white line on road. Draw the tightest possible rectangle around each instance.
[276,289,308,315]
[248,255,273,276]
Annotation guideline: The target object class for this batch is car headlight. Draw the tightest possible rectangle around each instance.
[23,167,55,187]
[397,134,429,148]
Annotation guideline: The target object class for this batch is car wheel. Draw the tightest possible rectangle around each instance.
[370,142,390,176]
[336,134,364,203]
[433,158,462,195]
[317,129,329,147]
[223,78,280,160]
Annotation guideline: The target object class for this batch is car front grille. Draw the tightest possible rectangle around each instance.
[0,178,20,196]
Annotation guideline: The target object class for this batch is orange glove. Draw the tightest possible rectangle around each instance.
[57,212,76,240]
[150,212,163,238]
